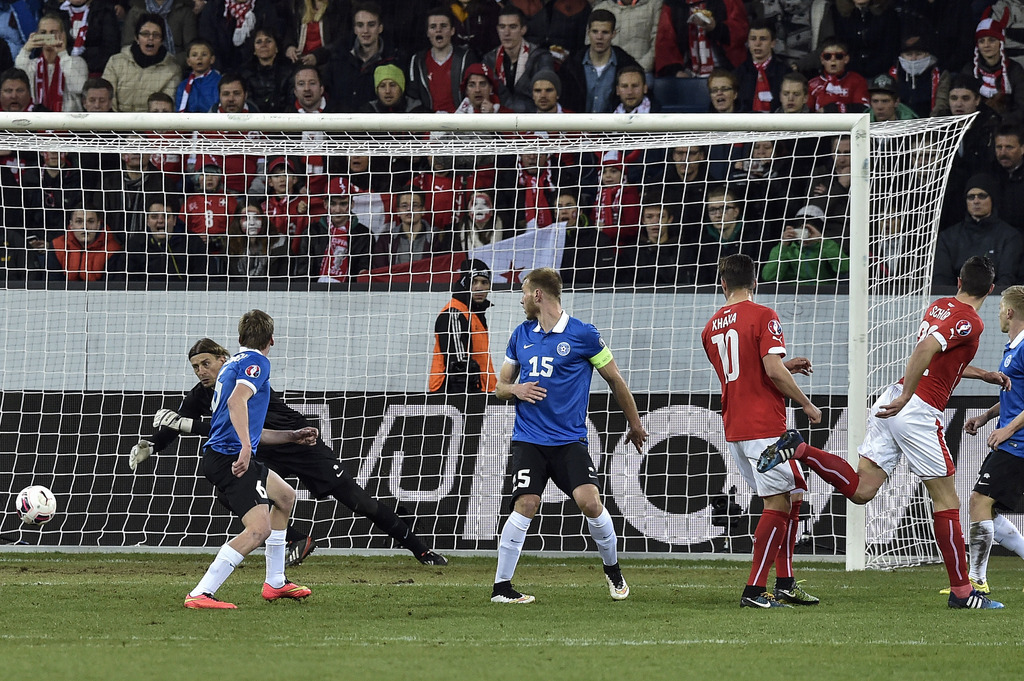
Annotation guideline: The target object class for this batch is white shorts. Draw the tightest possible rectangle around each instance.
[729,437,808,498]
[857,383,955,480]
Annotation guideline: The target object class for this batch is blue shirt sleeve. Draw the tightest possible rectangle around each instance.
[505,325,521,365]
[236,354,271,396]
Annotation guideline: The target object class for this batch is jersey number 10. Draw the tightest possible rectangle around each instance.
[710,330,740,383]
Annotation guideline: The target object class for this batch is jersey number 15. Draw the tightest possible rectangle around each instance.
[710,330,740,383]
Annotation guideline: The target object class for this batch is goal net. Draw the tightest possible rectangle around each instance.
[0,112,975,568]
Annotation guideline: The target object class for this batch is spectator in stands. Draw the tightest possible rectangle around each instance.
[226,197,289,279]
[644,143,709,226]
[48,206,125,282]
[775,71,809,112]
[0,0,36,59]
[966,13,1024,122]
[612,62,656,113]
[707,67,739,112]
[103,147,175,239]
[654,0,748,77]
[15,13,88,111]
[197,0,280,72]
[592,150,640,245]
[933,174,1023,287]
[48,0,120,77]
[175,39,221,112]
[291,63,332,112]
[694,183,761,286]
[560,9,640,113]
[763,0,815,69]
[103,14,181,111]
[361,63,427,112]
[282,0,350,69]
[735,19,787,113]
[761,203,850,285]
[122,0,198,72]
[0,67,46,111]
[525,0,590,60]
[480,5,553,112]
[33,150,86,242]
[892,0,974,74]
[452,189,511,251]
[240,28,291,112]
[589,0,661,74]
[125,196,193,282]
[493,148,567,231]
[937,74,999,228]
[617,201,691,286]
[451,0,501,58]
[828,0,900,80]
[326,1,405,113]
[455,61,508,113]
[148,91,174,111]
[890,33,947,119]
[867,73,917,121]
[530,69,565,113]
[559,189,617,288]
[407,6,476,113]
[308,178,372,282]
[182,155,236,274]
[80,76,114,111]
[372,190,445,268]
[807,37,869,112]
[263,155,312,273]
[809,135,853,244]
[728,138,790,237]
[991,124,1024,233]
[212,70,254,111]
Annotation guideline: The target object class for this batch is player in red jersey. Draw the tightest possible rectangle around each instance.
[701,254,823,609]
[758,255,1007,609]
[181,155,238,265]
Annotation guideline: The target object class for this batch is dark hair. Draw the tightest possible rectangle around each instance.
[959,255,996,297]
[948,73,982,95]
[353,0,382,21]
[589,8,616,30]
[146,91,174,107]
[719,253,756,290]
[995,124,1024,145]
[82,77,114,96]
[0,67,30,88]
[188,337,231,359]
[134,13,166,37]
[707,67,739,90]
[497,5,528,25]
[781,71,808,92]
[293,64,321,84]
[218,72,247,93]
[425,5,456,28]
[615,63,646,85]
[748,18,775,40]
[818,36,849,54]
[185,38,215,56]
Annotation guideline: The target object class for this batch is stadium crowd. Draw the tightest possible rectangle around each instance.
[0,0,1020,287]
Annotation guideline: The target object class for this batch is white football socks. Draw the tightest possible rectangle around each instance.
[586,508,618,567]
[968,519,994,583]
[994,513,1024,559]
[191,544,244,597]
[265,529,287,588]
[495,511,531,583]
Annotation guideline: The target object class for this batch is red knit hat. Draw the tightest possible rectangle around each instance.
[977,12,1007,43]
[460,63,498,94]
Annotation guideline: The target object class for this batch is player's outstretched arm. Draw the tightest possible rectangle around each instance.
[597,360,648,453]
[763,354,822,424]
[261,427,319,445]
[965,403,999,435]
[496,360,546,403]
[877,336,941,419]
[963,365,1011,391]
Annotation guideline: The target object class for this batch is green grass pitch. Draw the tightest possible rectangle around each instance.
[1,553,1020,680]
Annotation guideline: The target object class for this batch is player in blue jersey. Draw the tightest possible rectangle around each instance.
[185,310,312,609]
[962,284,1024,592]
[490,267,648,604]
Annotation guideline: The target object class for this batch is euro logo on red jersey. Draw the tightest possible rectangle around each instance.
[245,364,261,378]
[955,320,973,337]
[767,319,783,336]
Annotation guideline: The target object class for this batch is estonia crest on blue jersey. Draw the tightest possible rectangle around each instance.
[504,311,613,445]
[997,330,1024,458]
[206,347,272,455]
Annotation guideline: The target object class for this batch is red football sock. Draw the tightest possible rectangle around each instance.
[747,508,789,588]
[797,443,860,499]
[933,508,971,597]
[774,499,802,580]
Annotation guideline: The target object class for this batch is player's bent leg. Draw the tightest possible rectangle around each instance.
[849,458,887,505]
[265,470,296,525]
[230,505,273,556]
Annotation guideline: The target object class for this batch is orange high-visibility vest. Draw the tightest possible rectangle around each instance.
[429,297,497,393]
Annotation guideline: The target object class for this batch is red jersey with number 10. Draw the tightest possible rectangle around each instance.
[904,297,984,411]
[702,300,788,442]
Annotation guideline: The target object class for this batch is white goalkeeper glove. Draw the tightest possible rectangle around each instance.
[153,408,194,433]
[129,440,153,471]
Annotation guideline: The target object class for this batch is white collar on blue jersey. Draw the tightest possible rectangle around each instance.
[533,310,570,334]
[1010,329,1024,350]
[238,345,266,356]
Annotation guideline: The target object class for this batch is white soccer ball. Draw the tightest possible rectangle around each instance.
[15,485,57,525]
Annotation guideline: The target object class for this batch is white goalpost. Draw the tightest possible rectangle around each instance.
[0,111,979,569]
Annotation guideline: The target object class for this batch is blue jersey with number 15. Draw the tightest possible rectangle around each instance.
[504,311,613,445]
[997,330,1024,458]
[206,348,272,456]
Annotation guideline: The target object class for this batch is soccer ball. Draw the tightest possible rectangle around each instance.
[15,485,57,525]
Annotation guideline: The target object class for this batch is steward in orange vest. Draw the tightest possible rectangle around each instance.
[429,258,497,393]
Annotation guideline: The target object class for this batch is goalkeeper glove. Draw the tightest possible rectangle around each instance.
[153,408,194,433]
[129,440,152,471]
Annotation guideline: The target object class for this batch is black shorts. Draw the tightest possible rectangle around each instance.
[256,441,350,499]
[508,441,599,510]
[202,448,272,518]
[973,448,1024,512]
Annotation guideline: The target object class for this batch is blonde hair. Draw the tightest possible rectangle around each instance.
[238,309,274,349]
[301,0,328,25]
[524,267,562,301]
[1002,285,1024,316]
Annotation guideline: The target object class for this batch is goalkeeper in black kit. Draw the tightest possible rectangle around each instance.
[129,337,448,567]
